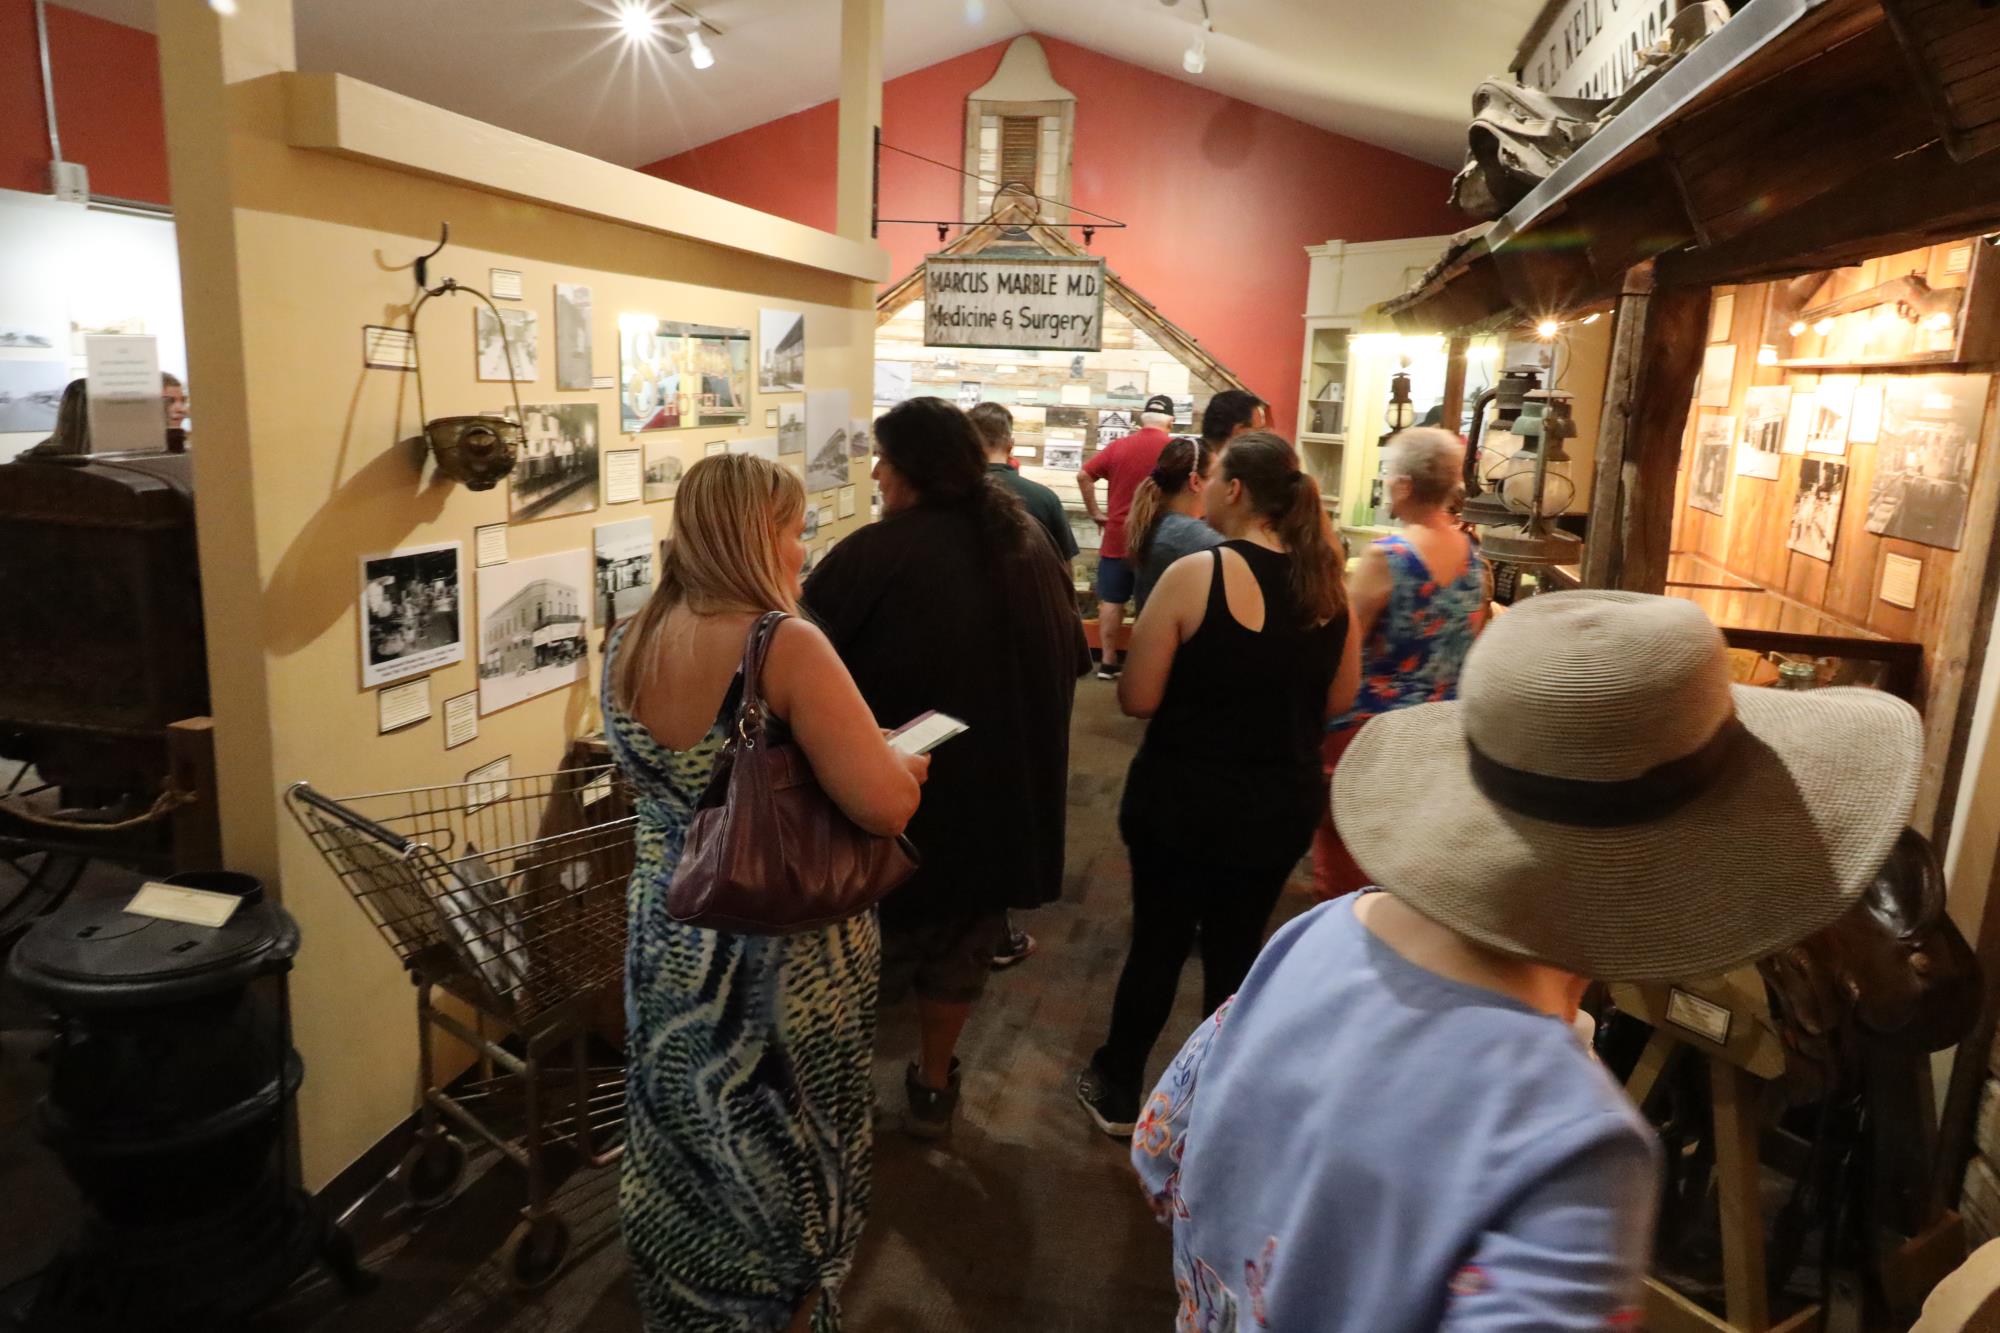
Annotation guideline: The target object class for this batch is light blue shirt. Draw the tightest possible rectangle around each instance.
[1134,899,1658,1332]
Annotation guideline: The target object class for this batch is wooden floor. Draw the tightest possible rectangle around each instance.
[219,678,1316,1333]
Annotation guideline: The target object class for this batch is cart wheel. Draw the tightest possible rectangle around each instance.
[503,1214,570,1293]
[399,1133,466,1209]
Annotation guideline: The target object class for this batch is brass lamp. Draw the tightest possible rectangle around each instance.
[1480,390,1582,568]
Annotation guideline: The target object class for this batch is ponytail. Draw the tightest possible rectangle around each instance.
[1127,436,1215,563]
[1218,432,1347,628]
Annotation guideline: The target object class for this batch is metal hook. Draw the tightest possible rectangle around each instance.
[936,223,949,245]
[1083,226,1096,247]
[414,222,450,292]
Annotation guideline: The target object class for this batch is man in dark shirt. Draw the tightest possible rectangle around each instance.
[968,402,1079,563]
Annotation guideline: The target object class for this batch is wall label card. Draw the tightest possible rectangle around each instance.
[474,523,508,568]
[363,325,416,370]
[705,440,727,457]
[1665,987,1732,1046]
[126,882,242,929]
[605,448,642,504]
[1879,553,1922,610]
[443,691,479,749]
[591,374,615,391]
[466,756,511,813]
[838,484,857,519]
[489,268,524,301]
[378,676,432,733]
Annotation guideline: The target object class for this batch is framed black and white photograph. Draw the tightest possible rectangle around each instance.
[778,401,806,456]
[1689,414,1732,515]
[0,359,69,434]
[476,306,539,383]
[477,548,592,715]
[1807,374,1857,455]
[359,540,465,688]
[594,517,655,623]
[509,403,600,522]
[1783,389,1816,455]
[1737,390,1786,480]
[1787,457,1849,563]
[1864,373,1988,551]
[1697,343,1737,409]
[849,416,871,462]
[1044,442,1083,473]
[643,442,682,502]
[806,388,852,493]
[759,309,805,393]
[1098,408,1135,447]
[554,283,593,391]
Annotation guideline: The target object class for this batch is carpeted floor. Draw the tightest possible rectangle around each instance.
[4,679,1314,1332]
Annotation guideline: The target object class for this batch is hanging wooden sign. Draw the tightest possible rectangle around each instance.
[924,253,1105,352]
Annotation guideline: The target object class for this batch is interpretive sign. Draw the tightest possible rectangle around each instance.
[1514,0,1689,100]
[924,254,1106,352]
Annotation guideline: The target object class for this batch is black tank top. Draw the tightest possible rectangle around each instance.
[1122,541,1347,865]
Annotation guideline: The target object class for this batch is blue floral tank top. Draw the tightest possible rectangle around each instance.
[1332,532,1485,729]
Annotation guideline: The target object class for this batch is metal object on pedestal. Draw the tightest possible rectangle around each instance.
[8,877,368,1330]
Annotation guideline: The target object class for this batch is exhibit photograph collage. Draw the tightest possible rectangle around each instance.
[359,284,871,742]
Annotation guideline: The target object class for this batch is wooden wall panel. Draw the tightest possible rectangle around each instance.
[1668,252,2000,672]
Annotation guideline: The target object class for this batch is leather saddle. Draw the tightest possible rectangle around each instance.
[1757,828,1981,1096]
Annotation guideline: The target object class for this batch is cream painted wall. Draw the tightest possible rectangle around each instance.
[160,6,881,1187]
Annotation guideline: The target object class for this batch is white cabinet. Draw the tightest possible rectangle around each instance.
[1296,235,1454,525]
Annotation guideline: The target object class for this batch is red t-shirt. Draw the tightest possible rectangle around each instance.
[1082,425,1172,559]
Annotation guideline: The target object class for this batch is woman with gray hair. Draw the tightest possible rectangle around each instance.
[1313,426,1488,898]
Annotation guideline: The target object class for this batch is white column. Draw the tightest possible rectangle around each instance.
[836,0,884,243]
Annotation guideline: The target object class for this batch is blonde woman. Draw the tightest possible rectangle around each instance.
[602,454,929,1333]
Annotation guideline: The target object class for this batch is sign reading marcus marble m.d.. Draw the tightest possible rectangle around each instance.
[923,254,1106,352]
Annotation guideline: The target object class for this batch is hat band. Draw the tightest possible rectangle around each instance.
[1467,716,1744,828]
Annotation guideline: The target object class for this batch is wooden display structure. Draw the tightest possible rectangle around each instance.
[1617,974,1965,1333]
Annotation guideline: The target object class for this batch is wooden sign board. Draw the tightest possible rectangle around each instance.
[923,254,1106,353]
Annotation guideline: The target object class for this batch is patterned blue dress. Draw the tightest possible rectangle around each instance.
[602,624,881,1333]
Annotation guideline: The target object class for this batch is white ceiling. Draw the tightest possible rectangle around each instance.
[57,0,1539,168]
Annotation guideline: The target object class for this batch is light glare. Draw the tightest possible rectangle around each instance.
[617,1,656,43]
[1535,319,1560,339]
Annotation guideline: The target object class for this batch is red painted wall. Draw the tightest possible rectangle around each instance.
[646,35,1465,434]
[0,0,170,206]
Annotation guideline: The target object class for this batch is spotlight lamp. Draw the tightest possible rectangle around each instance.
[1184,20,1210,75]
[687,28,714,68]
[1535,318,1560,339]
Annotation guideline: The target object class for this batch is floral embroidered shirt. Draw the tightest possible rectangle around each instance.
[1333,532,1485,730]
[1133,900,1658,1332]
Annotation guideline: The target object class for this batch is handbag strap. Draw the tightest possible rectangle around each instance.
[731,611,789,748]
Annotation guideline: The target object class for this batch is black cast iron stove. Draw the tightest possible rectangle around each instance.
[7,873,366,1331]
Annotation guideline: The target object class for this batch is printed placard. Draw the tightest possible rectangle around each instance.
[489,268,524,301]
[1665,987,1732,1046]
[474,523,509,568]
[1880,553,1922,610]
[605,448,642,504]
[378,677,432,733]
[126,881,242,929]
[363,325,416,370]
[443,691,479,749]
[466,756,511,813]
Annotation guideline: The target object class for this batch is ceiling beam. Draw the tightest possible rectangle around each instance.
[1657,138,2000,287]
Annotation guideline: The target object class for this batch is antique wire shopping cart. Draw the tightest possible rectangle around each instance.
[286,765,634,1291]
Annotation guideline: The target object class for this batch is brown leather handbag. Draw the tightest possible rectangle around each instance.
[666,611,919,934]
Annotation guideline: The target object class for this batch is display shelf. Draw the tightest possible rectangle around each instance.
[1300,431,1345,446]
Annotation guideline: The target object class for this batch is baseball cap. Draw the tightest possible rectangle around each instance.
[1142,394,1176,417]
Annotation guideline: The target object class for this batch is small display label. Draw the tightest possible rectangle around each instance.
[126,882,242,928]
[1664,987,1732,1046]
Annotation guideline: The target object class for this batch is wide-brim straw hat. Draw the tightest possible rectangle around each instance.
[1332,590,1922,982]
